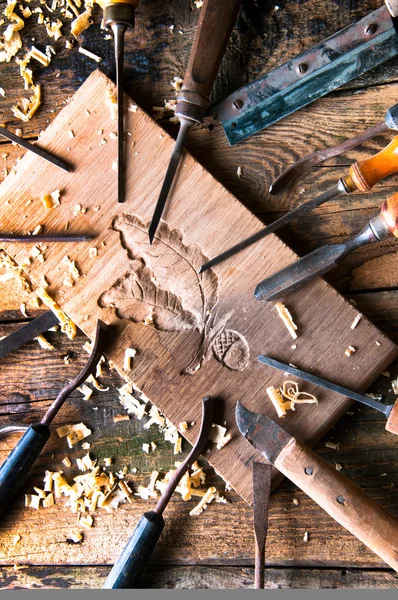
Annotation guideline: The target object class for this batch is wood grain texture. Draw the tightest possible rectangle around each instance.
[0,69,397,507]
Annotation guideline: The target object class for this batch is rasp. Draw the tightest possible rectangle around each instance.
[236,401,398,571]
[211,3,398,145]
[0,311,59,359]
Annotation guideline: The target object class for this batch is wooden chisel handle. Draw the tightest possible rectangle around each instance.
[381,193,398,238]
[176,0,242,122]
[274,438,398,571]
[343,136,398,192]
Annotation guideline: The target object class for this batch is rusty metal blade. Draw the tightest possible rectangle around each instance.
[253,462,272,589]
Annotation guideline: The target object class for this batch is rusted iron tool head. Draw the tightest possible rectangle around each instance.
[254,193,398,301]
[252,462,272,589]
[103,395,214,588]
[236,400,398,572]
[103,0,139,203]
[148,0,242,243]
[0,125,70,172]
[258,355,398,435]
[270,102,398,196]
[0,319,109,518]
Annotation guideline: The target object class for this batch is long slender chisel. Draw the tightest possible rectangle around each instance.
[0,126,70,172]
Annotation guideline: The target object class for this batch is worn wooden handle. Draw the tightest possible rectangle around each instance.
[345,136,398,192]
[177,0,242,116]
[381,193,398,238]
[274,438,398,571]
[386,402,398,434]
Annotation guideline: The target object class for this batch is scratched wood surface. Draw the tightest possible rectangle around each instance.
[1,68,397,509]
[1,0,398,589]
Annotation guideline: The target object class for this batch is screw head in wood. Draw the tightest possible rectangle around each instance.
[364,23,377,36]
[296,63,308,75]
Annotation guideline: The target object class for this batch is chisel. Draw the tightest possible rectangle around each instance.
[0,320,108,517]
[270,102,398,196]
[103,395,214,588]
[258,355,398,435]
[148,0,242,243]
[0,125,70,172]
[101,0,140,203]
[254,193,398,301]
[236,401,398,572]
[199,136,398,273]
[252,462,272,589]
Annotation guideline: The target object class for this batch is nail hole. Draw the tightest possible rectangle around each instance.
[304,466,313,475]
[233,99,243,110]
[297,63,308,75]
[231,122,237,129]
[365,23,377,36]
[336,495,345,505]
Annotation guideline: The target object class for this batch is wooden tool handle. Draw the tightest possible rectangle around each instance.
[344,136,398,192]
[176,0,242,120]
[274,438,398,571]
[381,193,398,238]
[386,401,398,434]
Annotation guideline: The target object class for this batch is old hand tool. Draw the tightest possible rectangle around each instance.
[103,395,214,589]
[0,125,70,172]
[199,136,398,273]
[252,462,272,589]
[211,1,398,145]
[0,319,108,517]
[254,193,398,301]
[0,311,59,360]
[148,0,242,243]
[0,233,92,242]
[270,103,398,196]
[258,355,398,435]
[236,401,398,571]
[101,0,139,203]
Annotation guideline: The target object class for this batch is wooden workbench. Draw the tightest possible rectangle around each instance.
[1,0,398,589]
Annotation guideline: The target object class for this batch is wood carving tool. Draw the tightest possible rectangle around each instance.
[199,136,398,273]
[236,401,398,572]
[258,355,398,435]
[0,311,60,360]
[252,462,272,589]
[254,193,398,301]
[0,233,92,242]
[103,395,214,589]
[0,125,70,172]
[270,102,398,196]
[211,1,398,146]
[0,319,108,517]
[148,0,242,243]
[101,0,140,203]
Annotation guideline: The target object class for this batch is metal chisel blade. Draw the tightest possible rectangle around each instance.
[0,126,70,172]
[211,6,398,145]
[0,311,59,359]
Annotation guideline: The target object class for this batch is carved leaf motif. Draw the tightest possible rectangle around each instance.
[213,329,250,371]
[112,213,218,326]
[99,261,198,331]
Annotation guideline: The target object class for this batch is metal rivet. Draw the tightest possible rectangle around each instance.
[304,466,313,475]
[365,23,377,36]
[233,99,243,110]
[297,63,308,75]
[336,495,345,505]
[231,122,237,129]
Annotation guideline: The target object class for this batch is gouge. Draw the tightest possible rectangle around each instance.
[236,401,398,572]
[101,0,140,203]
[254,193,398,301]
[0,125,70,172]
[199,136,398,273]
[258,355,398,435]
[103,395,214,588]
[148,0,242,243]
[0,320,108,517]
[270,102,398,196]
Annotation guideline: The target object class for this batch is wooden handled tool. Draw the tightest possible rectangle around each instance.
[254,193,398,301]
[236,402,398,572]
[252,462,272,589]
[101,0,140,203]
[270,102,398,196]
[148,0,242,243]
[103,396,214,589]
[258,355,398,435]
[199,137,398,274]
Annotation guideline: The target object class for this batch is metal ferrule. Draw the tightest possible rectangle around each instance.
[175,91,209,124]
[369,212,392,241]
[104,3,136,27]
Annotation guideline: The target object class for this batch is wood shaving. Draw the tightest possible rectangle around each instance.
[41,189,60,209]
[106,88,117,120]
[77,383,92,401]
[69,532,83,543]
[350,314,362,329]
[56,422,92,447]
[118,383,147,420]
[281,381,318,411]
[62,456,72,467]
[12,534,21,545]
[78,46,101,61]
[86,373,109,391]
[303,531,309,542]
[20,302,28,317]
[344,345,356,357]
[179,421,188,431]
[123,347,136,370]
[42,492,54,507]
[237,166,242,178]
[73,203,86,215]
[335,463,342,471]
[210,424,232,450]
[392,377,398,395]
[292,498,299,505]
[43,470,54,492]
[364,392,382,401]
[71,7,92,36]
[12,84,41,121]
[171,76,183,91]
[142,443,150,453]
[113,414,130,423]
[89,247,98,258]
[35,334,55,350]
[266,385,289,418]
[103,458,113,467]
[189,486,226,516]
[275,302,298,339]
[35,287,76,339]
[25,494,40,509]
[325,441,340,450]
[62,255,80,279]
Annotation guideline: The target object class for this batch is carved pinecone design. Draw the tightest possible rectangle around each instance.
[212,329,250,372]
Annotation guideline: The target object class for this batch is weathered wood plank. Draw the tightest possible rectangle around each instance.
[1,564,398,589]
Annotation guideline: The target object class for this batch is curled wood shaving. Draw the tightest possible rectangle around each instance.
[12,84,41,122]
[189,486,227,516]
[350,314,362,329]
[281,381,318,411]
[77,383,92,401]
[71,7,92,36]
[12,534,21,545]
[266,385,289,418]
[275,302,298,339]
[62,456,72,468]
[344,345,356,357]
[325,441,340,450]
[41,189,60,209]
[35,287,76,339]
[42,492,54,507]
[56,422,92,447]
[123,347,136,370]
[86,373,109,391]
[35,334,55,350]
[210,424,232,450]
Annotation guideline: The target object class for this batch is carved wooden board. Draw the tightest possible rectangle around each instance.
[0,70,397,504]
